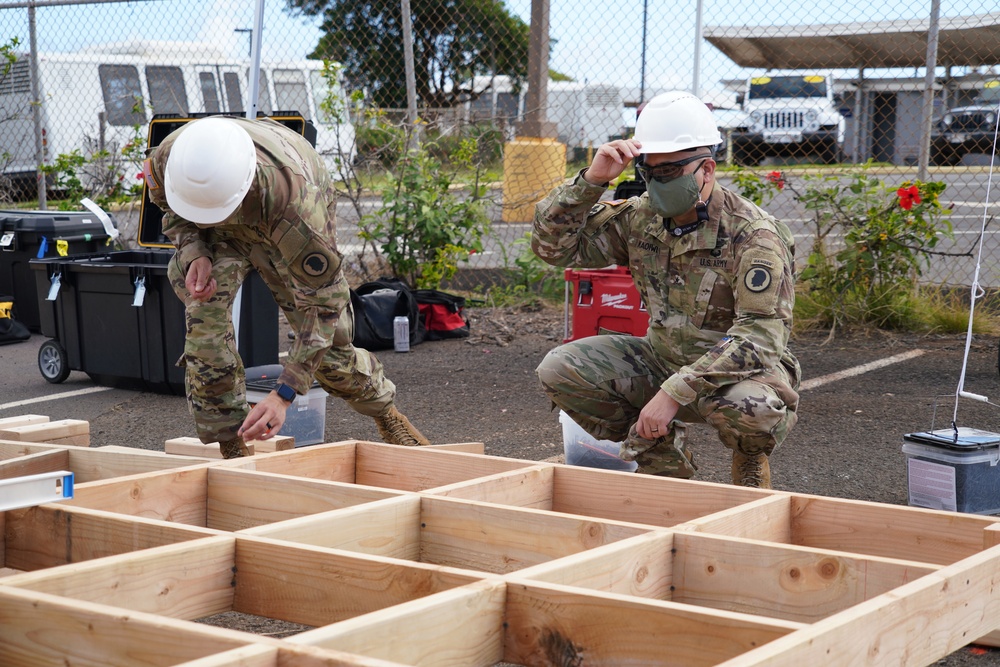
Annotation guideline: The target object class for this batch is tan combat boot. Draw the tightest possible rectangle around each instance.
[374,406,431,447]
[732,451,771,489]
[218,436,251,459]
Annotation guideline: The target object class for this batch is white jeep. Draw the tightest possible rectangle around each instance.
[731,73,845,166]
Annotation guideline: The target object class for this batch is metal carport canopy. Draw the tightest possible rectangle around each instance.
[703,13,1000,70]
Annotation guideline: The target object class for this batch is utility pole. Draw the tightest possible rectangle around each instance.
[520,0,556,138]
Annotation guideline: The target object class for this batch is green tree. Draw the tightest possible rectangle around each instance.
[286,0,529,109]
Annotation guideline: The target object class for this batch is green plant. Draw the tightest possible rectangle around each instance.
[730,166,786,206]
[791,161,954,335]
[41,97,145,210]
[499,231,564,300]
[359,135,490,288]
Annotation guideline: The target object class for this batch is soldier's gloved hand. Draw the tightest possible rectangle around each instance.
[239,393,288,441]
[185,256,217,302]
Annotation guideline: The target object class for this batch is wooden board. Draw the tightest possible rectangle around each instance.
[1,424,999,665]
[0,418,90,446]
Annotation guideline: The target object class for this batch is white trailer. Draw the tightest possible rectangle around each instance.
[465,75,626,148]
[0,41,355,191]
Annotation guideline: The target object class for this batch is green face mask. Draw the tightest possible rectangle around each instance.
[646,172,701,219]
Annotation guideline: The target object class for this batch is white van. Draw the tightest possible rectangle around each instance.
[0,41,355,192]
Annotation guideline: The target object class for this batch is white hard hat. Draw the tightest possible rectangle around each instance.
[164,117,257,224]
[633,91,723,154]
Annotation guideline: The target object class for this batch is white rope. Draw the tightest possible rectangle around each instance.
[952,98,1000,428]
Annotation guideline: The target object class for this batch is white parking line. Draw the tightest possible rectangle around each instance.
[799,349,926,391]
[0,385,113,411]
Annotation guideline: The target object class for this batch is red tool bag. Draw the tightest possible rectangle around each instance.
[414,289,470,340]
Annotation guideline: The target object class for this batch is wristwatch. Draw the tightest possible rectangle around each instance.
[275,383,296,404]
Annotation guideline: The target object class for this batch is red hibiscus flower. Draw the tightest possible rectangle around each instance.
[766,170,785,190]
[897,185,921,210]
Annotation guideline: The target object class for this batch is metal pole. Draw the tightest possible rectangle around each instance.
[28,2,45,209]
[852,68,864,162]
[246,0,265,119]
[639,0,647,104]
[692,0,703,97]
[917,0,941,181]
[400,0,419,149]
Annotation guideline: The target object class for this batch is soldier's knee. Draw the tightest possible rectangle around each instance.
[707,382,796,456]
[535,347,571,391]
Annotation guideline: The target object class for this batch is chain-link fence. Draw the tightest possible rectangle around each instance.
[0,0,998,287]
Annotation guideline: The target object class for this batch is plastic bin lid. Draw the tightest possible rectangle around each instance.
[903,427,1000,450]
[245,363,321,392]
[0,209,115,238]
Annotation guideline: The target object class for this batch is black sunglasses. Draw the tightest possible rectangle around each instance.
[636,153,712,183]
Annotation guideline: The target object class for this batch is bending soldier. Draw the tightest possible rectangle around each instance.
[147,116,430,458]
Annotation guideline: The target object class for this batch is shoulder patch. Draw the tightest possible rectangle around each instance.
[142,158,159,190]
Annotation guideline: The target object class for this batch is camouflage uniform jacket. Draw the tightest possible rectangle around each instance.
[532,172,799,406]
[147,117,344,396]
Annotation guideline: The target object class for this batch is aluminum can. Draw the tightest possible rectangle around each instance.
[393,316,410,352]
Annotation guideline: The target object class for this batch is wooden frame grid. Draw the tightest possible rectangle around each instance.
[1,438,1000,666]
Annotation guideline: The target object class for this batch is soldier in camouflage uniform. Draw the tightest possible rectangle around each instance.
[533,91,800,488]
[146,116,430,458]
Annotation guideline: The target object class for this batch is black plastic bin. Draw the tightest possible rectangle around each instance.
[0,210,117,332]
[30,250,279,394]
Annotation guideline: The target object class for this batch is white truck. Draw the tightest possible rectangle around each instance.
[0,41,356,197]
[730,73,845,165]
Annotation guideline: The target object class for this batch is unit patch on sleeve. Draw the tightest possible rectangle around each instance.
[744,266,772,292]
[141,158,159,190]
[736,250,784,315]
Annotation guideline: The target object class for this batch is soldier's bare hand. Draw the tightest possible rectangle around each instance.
[239,394,288,441]
[583,139,643,186]
[637,390,680,439]
[185,256,217,302]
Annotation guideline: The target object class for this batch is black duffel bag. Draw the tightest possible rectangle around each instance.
[350,279,425,351]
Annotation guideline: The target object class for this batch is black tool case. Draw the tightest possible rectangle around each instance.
[0,209,116,332]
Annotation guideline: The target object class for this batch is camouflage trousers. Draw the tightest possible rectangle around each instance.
[536,334,799,478]
[168,248,395,445]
